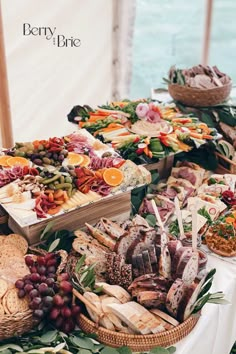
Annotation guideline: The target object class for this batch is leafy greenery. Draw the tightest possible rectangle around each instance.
[192,268,229,314]
[0,325,176,354]
[168,219,192,238]
[37,223,76,253]
[175,143,218,171]
[197,207,212,225]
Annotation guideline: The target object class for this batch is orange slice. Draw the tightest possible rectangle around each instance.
[6,156,29,167]
[0,155,11,167]
[67,152,84,166]
[80,155,91,167]
[103,168,124,187]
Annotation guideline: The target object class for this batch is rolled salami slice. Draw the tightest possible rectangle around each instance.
[166,278,186,318]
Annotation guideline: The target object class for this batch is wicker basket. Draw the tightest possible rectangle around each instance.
[0,310,38,340]
[0,250,68,340]
[78,313,200,351]
[168,82,232,107]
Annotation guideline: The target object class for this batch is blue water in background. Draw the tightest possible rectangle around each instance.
[130,0,236,99]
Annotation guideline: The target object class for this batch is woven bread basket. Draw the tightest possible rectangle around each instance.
[168,82,232,107]
[0,310,38,340]
[78,313,200,351]
[0,250,68,340]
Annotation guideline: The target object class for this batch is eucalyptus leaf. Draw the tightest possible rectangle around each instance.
[117,347,132,354]
[70,336,94,350]
[39,330,58,344]
[40,221,54,240]
[75,255,86,273]
[207,298,230,305]
[0,350,12,354]
[48,238,60,252]
[150,347,169,354]
[167,347,176,354]
[100,347,120,354]
[145,214,157,227]
[78,350,92,354]
[0,344,23,352]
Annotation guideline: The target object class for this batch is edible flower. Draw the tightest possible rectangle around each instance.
[222,190,236,206]
[135,103,149,118]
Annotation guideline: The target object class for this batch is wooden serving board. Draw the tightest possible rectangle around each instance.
[207,243,236,257]
[8,192,131,245]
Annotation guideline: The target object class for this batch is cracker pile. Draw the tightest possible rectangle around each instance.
[0,234,30,317]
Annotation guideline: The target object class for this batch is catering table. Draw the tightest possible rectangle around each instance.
[175,255,236,354]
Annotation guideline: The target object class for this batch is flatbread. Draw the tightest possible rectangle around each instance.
[0,279,8,299]
[2,293,10,315]
[0,244,24,258]
[5,288,29,314]
[0,301,5,316]
[3,234,28,255]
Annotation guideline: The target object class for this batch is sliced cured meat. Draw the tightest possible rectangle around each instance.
[159,245,171,279]
[137,291,167,309]
[167,240,182,260]
[166,278,186,318]
[171,247,193,275]
[179,251,199,285]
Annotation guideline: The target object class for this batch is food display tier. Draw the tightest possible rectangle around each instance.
[8,191,131,244]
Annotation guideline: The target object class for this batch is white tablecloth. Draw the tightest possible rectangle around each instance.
[175,255,236,354]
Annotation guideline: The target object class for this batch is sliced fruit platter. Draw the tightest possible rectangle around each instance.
[138,160,236,257]
[0,130,151,224]
[67,100,219,164]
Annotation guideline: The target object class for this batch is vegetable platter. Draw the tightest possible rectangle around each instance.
[138,160,236,258]
[67,100,220,165]
[0,130,151,242]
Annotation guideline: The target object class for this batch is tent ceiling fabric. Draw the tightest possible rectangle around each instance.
[1,0,113,142]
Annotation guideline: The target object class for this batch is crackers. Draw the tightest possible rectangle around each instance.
[2,234,28,255]
[0,233,30,317]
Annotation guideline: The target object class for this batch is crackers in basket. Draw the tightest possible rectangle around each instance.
[0,234,30,317]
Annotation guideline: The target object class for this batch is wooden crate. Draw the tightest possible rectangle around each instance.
[215,152,236,174]
[145,155,174,179]
[8,192,131,245]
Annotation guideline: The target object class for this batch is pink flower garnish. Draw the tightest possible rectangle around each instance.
[146,110,162,123]
[136,103,149,118]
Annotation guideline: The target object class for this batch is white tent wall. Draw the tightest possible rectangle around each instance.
[1,0,114,143]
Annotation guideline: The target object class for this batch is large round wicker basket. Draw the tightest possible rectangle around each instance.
[78,313,200,352]
[0,310,38,340]
[168,82,232,107]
